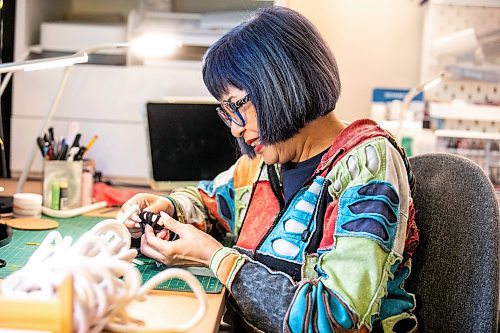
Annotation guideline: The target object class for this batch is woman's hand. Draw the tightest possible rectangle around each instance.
[120,193,174,238]
[140,212,223,267]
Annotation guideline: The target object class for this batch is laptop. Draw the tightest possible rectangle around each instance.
[146,99,240,191]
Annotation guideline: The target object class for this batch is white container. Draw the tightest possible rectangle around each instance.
[13,193,43,218]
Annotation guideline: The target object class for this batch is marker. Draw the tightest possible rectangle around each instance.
[71,133,81,148]
[37,137,46,157]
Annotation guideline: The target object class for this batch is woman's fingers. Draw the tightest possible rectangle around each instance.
[159,212,185,235]
[140,235,164,262]
[143,225,170,250]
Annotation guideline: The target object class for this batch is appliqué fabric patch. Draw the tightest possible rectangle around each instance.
[257,177,325,264]
[336,181,400,252]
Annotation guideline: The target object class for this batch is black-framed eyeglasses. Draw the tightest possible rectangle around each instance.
[216,95,250,127]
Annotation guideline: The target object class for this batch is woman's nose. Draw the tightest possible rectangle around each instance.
[230,121,245,138]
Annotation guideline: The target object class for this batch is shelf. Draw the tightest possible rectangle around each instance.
[435,129,500,140]
[429,102,500,122]
[430,0,500,7]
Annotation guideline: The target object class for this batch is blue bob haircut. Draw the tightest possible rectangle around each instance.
[202,6,341,155]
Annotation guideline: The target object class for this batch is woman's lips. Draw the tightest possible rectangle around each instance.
[254,143,264,154]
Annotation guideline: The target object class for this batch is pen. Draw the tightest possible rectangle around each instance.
[58,143,68,160]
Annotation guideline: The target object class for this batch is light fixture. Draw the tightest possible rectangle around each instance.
[131,33,181,58]
[10,36,181,192]
[0,53,88,74]
[12,43,131,193]
[396,71,446,144]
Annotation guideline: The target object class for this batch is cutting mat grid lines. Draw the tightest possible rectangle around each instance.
[0,215,222,293]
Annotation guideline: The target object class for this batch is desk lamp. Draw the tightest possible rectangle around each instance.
[396,71,445,144]
[4,36,180,193]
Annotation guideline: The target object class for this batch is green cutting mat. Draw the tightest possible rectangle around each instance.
[0,215,222,293]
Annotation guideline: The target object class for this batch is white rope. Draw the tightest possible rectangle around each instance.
[1,205,207,332]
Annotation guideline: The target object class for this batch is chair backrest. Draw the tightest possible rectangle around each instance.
[406,153,499,333]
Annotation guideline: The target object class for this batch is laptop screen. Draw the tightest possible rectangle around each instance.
[146,102,239,187]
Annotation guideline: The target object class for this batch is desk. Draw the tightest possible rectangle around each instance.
[0,179,226,333]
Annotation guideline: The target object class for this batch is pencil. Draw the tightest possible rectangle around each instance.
[82,135,98,157]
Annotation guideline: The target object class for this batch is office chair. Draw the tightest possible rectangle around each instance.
[406,153,499,333]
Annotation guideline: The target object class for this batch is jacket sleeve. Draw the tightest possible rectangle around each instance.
[208,137,418,333]
[169,155,259,235]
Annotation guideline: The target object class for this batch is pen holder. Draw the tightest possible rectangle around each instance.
[43,160,83,210]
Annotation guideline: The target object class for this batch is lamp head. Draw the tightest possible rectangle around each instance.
[130,33,182,58]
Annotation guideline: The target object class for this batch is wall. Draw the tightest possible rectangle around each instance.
[287,0,425,121]
[71,0,425,121]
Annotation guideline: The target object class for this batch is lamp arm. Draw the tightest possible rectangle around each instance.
[396,72,445,144]
[75,43,131,57]
[396,86,422,143]
[13,42,133,192]
[16,66,73,193]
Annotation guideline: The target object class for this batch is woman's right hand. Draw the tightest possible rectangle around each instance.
[119,193,174,238]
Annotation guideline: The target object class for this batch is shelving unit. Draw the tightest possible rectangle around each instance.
[420,0,500,186]
[10,0,283,183]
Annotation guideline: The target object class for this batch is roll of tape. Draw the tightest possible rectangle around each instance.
[13,193,43,218]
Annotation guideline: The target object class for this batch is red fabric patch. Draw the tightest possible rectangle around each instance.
[404,202,419,257]
[235,181,280,252]
[317,119,390,175]
[199,190,231,232]
[318,200,339,251]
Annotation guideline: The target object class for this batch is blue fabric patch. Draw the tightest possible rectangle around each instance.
[198,180,215,196]
[343,218,388,241]
[336,181,400,251]
[379,262,416,320]
[288,282,354,332]
[257,177,325,263]
[317,282,355,331]
[357,182,399,204]
[199,179,236,232]
[348,200,397,224]
[287,284,310,333]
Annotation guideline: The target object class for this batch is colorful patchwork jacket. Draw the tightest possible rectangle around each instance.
[169,119,419,332]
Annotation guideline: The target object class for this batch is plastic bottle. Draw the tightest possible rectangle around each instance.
[59,180,69,210]
[81,171,93,206]
[51,181,60,210]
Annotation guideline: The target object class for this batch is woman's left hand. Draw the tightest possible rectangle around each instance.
[140,211,223,267]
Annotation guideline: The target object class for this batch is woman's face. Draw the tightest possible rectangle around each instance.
[221,86,295,165]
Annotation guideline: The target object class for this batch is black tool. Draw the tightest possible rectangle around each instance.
[138,211,179,241]
[0,223,12,248]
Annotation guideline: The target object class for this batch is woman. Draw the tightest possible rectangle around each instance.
[121,6,419,333]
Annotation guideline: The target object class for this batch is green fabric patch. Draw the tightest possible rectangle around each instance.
[326,138,388,199]
[302,253,319,280]
[234,185,252,235]
[319,237,400,329]
[381,312,418,333]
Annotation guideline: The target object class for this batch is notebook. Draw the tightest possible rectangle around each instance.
[146,99,239,191]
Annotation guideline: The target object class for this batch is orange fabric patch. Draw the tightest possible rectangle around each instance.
[234,155,261,188]
[216,253,240,285]
[199,190,231,232]
[235,181,280,252]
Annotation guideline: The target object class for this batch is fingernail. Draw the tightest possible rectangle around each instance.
[131,214,141,223]
[134,223,140,228]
